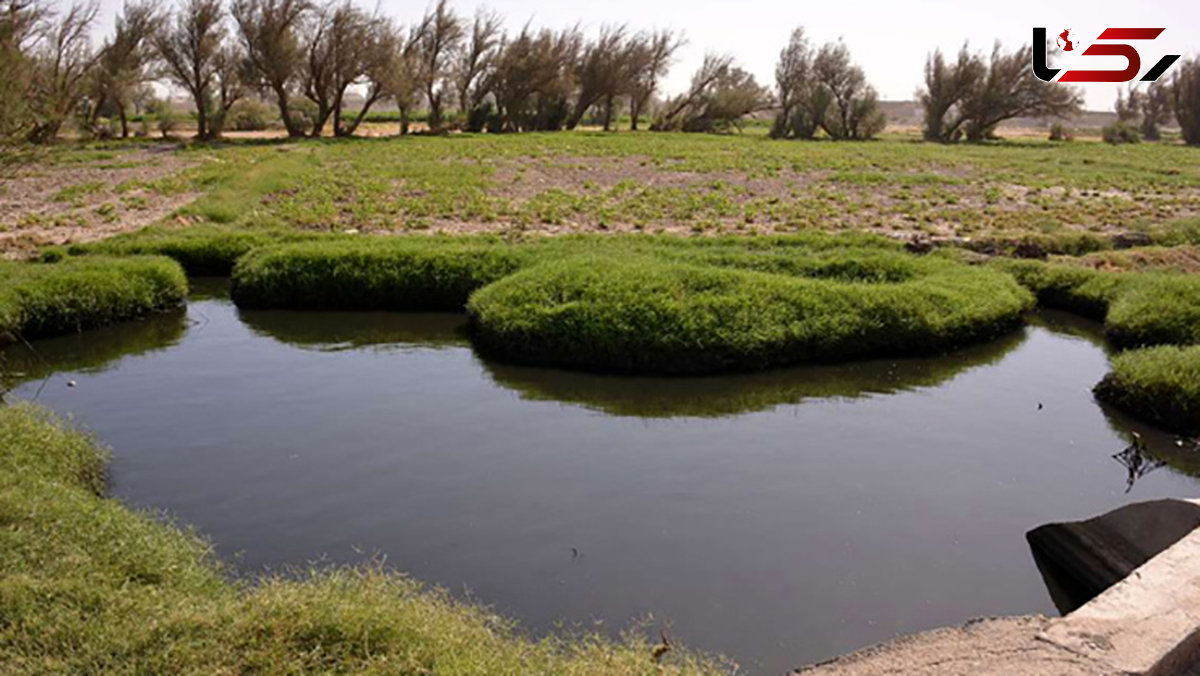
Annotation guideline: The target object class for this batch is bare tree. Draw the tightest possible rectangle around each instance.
[453,7,500,118]
[917,44,983,141]
[233,0,310,137]
[568,24,637,131]
[1174,57,1200,146]
[301,1,377,137]
[153,0,224,139]
[415,0,462,131]
[626,28,680,131]
[25,0,100,142]
[208,42,245,135]
[338,14,402,136]
[91,0,159,138]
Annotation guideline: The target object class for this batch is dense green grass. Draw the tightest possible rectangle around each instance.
[231,238,531,310]
[0,257,186,344]
[468,253,1031,374]
[1094,346,1200,434]
[0,403,730,675]
[997,260,1200,348]
[224,234,1032,373]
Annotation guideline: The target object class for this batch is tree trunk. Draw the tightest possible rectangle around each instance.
[195,96,209,140]
[630,98,640,131]
[274,85,303,138]
[118,103,128,139]
[602,94,614,131]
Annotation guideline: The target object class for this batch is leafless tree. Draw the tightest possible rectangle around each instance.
[233,0,310,137]
[338,14,402,136]
[1174,57,1200,146]
[651,52,732,130]
[153,0,225,139]
[917,44,983,141]
[302,1,380,136]
[453,7,500,118]
[567,24,636,131]
[625,29,680,131]
[1,0,49,145]
[415,0,462,131]
[25,0,100,142]
[91,0,159,138]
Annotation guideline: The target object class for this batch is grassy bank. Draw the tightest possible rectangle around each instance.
[0,256,186,344]
[467,252,1030,374]
[230,238,530,310]
[0,403,728,675]
[1094,346,1200,435]
[996,260,1200,348]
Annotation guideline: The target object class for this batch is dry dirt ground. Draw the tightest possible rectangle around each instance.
[0,145,198,258]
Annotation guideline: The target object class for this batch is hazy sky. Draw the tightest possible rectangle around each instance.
[92,0,1199,111]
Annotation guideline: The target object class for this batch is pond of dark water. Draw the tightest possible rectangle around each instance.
[4,280,1198,674]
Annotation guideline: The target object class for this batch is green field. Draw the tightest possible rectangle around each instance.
[3,130,1200,673]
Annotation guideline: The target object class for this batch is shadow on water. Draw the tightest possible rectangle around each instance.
[0,308,189,392]
[480,329,1029,418]
[238,309,470,352]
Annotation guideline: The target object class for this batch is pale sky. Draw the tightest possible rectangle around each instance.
[92,0,1199,111]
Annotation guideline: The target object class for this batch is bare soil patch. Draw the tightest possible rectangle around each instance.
[0,146,198,258]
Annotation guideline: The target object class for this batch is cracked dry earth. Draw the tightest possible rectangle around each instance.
[0,145,198,258]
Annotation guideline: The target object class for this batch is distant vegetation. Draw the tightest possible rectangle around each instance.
[4,0,1199,144]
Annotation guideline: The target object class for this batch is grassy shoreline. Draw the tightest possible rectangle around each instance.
[0,403,730,675]
[0,256,186,344]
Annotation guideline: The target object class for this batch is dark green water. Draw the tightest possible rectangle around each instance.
[3,281,1198,674]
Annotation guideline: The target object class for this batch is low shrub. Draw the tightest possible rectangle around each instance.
[0,403,728,675]
[1095,346,1200,434]
[231,239,531,310]
[0,256,186,344]
[467,254,1032,374]
[1102,121,1141,144]
[1048,122,1074,141]
[226,99,273,132]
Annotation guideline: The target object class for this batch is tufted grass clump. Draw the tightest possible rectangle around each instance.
[0,256,186,344]
[231,238,532,310]
[997,260,1200,348]
[0,403,730,675]
[468,254,1032,374]
[1094,346,1200,434]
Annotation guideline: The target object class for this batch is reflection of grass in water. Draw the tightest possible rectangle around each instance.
[481,328,1028,419]
[0,307,188,389]
[238,309,469,352]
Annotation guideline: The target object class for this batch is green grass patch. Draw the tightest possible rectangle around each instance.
[231,237,531,310]
[1094,345,1200,434]
[0,403,728,675]
[0,257,186,344]
[468,252,1031,374]
[997,260,1200,348]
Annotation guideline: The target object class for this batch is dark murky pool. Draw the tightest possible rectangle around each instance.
[4,280,1199,675]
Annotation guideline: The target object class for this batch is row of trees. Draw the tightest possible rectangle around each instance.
[5,0,1200,145]
[1110,65,1200,145]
